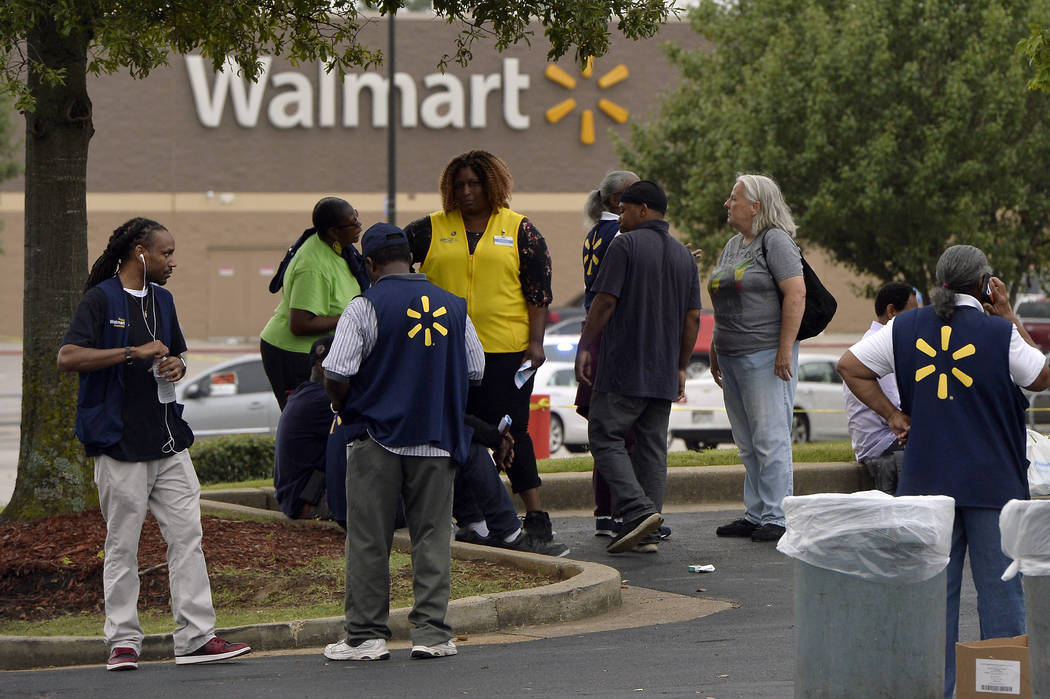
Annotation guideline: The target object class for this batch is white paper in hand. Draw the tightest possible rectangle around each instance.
[514,360,536,389]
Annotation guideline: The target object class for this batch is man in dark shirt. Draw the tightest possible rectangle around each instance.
[274,335,339,521]
[576,182,702,554]
[58,218,250,671]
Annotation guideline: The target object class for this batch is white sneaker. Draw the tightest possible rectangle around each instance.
[410,640,457,659]
[323,638,390,661]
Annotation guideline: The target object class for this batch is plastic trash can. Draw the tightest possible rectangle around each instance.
[778,491,956,699]
[1000,499,1050,697]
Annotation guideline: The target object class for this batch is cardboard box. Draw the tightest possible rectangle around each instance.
[956,635,1030,698]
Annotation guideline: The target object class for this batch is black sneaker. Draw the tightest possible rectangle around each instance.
[523,511,553,543]
[499,531,570,557]
[716,518,758,538]
[657,525,672,539]
[607,513,663,554]
[454,529,491,546]
[595,517,620,537]
[751,524,786,542]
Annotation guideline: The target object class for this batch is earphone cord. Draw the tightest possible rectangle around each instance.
[139,269,177,455]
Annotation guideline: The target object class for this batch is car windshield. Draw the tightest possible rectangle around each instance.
[1018,301,1050,318]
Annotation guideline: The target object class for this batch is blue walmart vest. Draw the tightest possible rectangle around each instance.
[583,218,619,309]
[343,275,472,464]
[892,305,1029,507]
[75,278,178,448]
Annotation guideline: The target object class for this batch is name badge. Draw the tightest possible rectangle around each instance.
[439,237,456,244]
[493,235,514,247]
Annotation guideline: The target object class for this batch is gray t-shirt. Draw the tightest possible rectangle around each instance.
[591,220,703,400]
[708,228,802,356]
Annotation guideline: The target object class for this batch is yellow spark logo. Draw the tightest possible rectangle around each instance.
[914,325,976,399]
[544,58,629,145]
[583,234,603,275]
[406,295,448,348]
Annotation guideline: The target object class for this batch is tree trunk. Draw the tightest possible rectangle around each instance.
[1,18,95,520]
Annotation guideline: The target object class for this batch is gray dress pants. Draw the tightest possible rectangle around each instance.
[587,390,671,524]
[344,436,455,646]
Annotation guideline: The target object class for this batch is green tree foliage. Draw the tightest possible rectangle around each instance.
[1020,24,1050,91]
[619,0,1050,298]
[0,91,17,188]
[0,0,671,521]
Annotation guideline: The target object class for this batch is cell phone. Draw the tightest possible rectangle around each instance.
[497,415,512,434]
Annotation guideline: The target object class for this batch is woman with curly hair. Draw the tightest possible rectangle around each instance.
[403,150,557,547]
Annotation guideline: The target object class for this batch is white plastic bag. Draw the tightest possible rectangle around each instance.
[776,491,956,583]
[1026,429,1050,496]
[999,499,1050,580]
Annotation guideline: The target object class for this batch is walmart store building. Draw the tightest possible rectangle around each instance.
[0,17,870,341]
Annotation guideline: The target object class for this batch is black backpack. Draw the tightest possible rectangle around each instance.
[268,228,370,294]
[760,229,837,341]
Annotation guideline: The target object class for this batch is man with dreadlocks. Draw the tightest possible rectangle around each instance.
[58,218,251,671]
[404,150,558,547]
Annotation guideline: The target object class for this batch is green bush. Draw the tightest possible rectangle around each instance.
[189,434,275,484]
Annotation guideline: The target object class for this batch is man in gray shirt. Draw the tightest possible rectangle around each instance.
[575,181,702,554]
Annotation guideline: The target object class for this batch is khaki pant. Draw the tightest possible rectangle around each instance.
[94,451,216,655]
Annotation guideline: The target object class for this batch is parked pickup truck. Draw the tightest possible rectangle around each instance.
[1016,298,1050,352]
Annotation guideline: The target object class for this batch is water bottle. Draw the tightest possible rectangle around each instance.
[153,358,176,404]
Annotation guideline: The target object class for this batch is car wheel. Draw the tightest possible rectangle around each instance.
[791,412,810,444]
[549,414,564,453]
[565,443,589,453]
[686,358,709,379]
[666,430,675,450]
[685,440,716,452]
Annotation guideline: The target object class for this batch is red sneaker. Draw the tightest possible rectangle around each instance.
[106,647,139,671]
[175,637,251,665]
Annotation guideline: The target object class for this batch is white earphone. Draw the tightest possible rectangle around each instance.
[139,253,145,264]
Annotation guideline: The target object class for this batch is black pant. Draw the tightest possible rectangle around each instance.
[466,351,542,494]
[260,338,312,410]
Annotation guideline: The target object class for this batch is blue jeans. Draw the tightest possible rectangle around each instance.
[718,345,798,527]
[944,506,1025,698]
[453,443,521,540]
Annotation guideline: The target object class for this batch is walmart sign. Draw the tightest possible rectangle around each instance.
[186,56,530,130]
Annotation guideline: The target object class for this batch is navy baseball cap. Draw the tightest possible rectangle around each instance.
[361,222,410,257]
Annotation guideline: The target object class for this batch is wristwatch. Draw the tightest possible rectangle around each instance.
[124,346,132,364]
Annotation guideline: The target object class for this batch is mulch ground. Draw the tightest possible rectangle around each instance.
[0,510,552,625]
[0,510,348,621]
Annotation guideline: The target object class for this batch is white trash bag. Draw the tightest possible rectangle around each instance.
[1000,499,1050,581]
[777,491,956,583]
[1026,429,1050,496]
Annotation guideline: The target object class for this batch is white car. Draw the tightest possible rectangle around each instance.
[176,354,282,438]
[532,361,590,453]
[669,354,852,450]
[542,333,579,364]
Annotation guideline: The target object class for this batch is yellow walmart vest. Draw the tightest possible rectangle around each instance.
[422,208,530,353]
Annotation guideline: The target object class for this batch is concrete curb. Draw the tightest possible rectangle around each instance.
[0,501,621,672]
[199,461,874,513]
